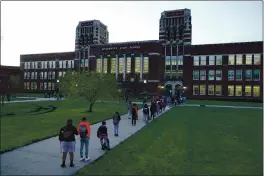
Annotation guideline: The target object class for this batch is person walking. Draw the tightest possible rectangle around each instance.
[77,117,91,162]
[97,121,110,150]
[142,104,149,124]
[127,101,132,119]
[113,112,121,136]
[131,103,138,126]
[59,119,78,168]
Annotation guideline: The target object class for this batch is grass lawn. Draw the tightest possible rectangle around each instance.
[186,99,263,107]
[77,106,263,175]
[0,100,127,152]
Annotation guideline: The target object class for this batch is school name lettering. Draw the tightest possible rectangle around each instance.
[102,46,140,51]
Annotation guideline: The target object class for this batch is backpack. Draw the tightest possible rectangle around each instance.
[79,125,87,139]
[113,114,119,124]
[59,127,73,140]
[143,108,148,114]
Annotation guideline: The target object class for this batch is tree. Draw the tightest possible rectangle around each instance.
[59,71,118,112]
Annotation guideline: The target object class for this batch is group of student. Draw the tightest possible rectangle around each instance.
[126,97,168,125]
[58,112,121,168]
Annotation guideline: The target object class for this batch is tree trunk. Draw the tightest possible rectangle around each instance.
[88,102,94,112]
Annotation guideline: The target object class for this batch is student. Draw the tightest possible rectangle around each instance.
[77,117,91,161]
[113,112,121,136]
[142,104,149,124]
[150,101,156,120]
[131,104,138,126]
[59,119,78,168]
[97,121,110,150]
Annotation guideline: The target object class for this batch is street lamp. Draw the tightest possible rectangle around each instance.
[143,79,147,84]
[57,80,59,83]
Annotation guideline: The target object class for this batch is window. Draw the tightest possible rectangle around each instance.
[200,70,206,80]
[53,61,56,68]
[245,85,251,96]
[253,69,260,81]
[85,59,88,68]
[127,57,131,73]
[235,85,242,96]
[40,82,44,90]
[208,85,214,95]
[208,70,215,80]
[52,72,55,79]
[48,82,51,90]
[44,61,48,68]
[215,70,222,81]
[35,62,38,69]
[24,62,27,69]
[59,61,63,68]
[254,54,261,65]
[49,61,52,68]
[68,60,72,68]
[44,82,47,90]
[103,58,108,73]
[235,70,242,81]
[35,72,38,79]
[215,85,222,96]
[59,72,62,77]
[96,59,102,73]
[245,54,252,65]
[178,56,183,65]
[31,82,37,90]
[44,72,47,79]
[216,55,222,65]
[71,60,75,68]
[165,56,170,66]
[118,58,124,73]
[27,72,30,79]
[63,72,66,77]
[245,70,252,81]
[31,72,34,79]
[193,70,199,80]
[143,57,149,73]
[193,56,199,66]
[40,72,43,79]
[24,72,27,79]
[200,56,206,65]
[209,56,215,65]
[63,61,67,68]
[236,54,243,65]
[200,85,206,95]
[51,83,55,90]
[135,57,140,73]
[228,70,234,81]
[228,85,234,96]
[26,82,30,89]
[253,86,260,97]
[229,55,235,65]
[32,62,35,69]
[171,56,176,66]
[193,85,199,95]
[111,58,116,73]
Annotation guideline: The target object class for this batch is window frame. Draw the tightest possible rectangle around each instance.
[235,70,242,81]
[236,54,243,65]
[209,56,215,65]
[253,69,260,81]
[228,70,234,81]
[199,70,206,80]
[208,85,214,95]
[200,56,206,66]
[216,55,222,65]
[253,54,261,65]
[228,55,235,65]
[193,85,199,95]
[199,85,206,95]
[253,85,260,97]
[245,70,252,81]
[244,85,252,97]
[245,54,252,65]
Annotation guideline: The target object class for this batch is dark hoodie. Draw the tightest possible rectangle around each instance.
[59,124,78,142]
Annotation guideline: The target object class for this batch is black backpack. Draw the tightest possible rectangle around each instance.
[143,108,148,114]
[79,125,87,139]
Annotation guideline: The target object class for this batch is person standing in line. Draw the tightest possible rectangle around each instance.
[77,117,91,162]
[143,104,149,124]
[127,101,132,119]
[131,103,138,126]
[150,101,156,120]
[113,112,121,136]
[97,121,110,150]
[59,119,78,168]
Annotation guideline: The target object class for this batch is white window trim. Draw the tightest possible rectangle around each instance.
[253,53,261,65]
[253,86,260,97]
[245,70,252,81]
[245,54,252,65]
[235,85,242,96]
[200,56,206,66]
[236,54,243,65]
[199,85,206,95]
[208,85,214,95]
[193,56,199,66]
[236,70,242,81]
[216,55,222,65]
[208,70,215,81]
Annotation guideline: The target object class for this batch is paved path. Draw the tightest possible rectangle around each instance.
[0,107,172,175]
[181,103,263,110]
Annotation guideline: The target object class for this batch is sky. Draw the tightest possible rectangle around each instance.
[1,1,263,66]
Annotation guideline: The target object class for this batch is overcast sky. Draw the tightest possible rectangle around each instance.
[1,1,262,66]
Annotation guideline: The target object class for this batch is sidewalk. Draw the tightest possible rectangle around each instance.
[0,107,172,175]
[181,103,263,109]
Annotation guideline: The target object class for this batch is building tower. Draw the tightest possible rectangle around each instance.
[75,20,109,50]
[159,9,191,45]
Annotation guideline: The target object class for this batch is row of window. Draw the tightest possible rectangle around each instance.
[193,85,260,97]
[24,71,67,80]
[165,56,183,66]
[193,54,261,66]
[96,57,149,74]
[193,69,260,81]
[24,82,56,90]
[24,60,75,70]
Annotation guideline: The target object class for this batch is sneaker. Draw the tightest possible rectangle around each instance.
[61,163,66,168]
[85,157,90,161]
[80,157,84,161]
[69,163,74,167]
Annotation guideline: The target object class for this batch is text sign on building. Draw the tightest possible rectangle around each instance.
[102,46,140,51]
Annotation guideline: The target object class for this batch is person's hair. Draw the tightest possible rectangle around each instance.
[82,117,86,121]
[67,119,73,125]
[102,121,106,125]
[144,104,148,108]
[133,103,136,106]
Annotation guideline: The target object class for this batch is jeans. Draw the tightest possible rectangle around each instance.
[143,114,149,123]
[100,135,110,148]
[114,123,119,134]
[127,110,131,118]
[132,118,136,125]
[80,137,89,158]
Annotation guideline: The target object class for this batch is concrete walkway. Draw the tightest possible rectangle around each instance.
[181,103,263,110]
[0,107,172,175]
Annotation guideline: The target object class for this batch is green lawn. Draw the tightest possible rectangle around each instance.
[0,100,127,152]
[186,100,263,107]
[77,106,263,175]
